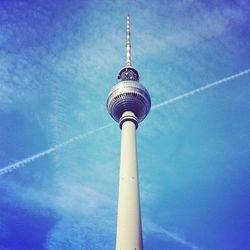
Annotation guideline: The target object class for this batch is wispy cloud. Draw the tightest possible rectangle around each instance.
[144,220,202,250]
[2,178,115,249]
[134,1,248,61]
[3,177,201,249]
[45,214,115,250]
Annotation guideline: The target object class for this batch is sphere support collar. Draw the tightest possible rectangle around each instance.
[119,111,138,129]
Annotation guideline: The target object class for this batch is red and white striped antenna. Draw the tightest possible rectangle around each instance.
[125,15,132,66]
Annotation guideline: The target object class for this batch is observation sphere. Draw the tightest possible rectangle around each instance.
[106,67,151,123]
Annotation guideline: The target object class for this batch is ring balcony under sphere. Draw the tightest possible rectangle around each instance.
[106,79,151,123]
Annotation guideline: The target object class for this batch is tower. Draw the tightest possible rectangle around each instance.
[106,15,151,250]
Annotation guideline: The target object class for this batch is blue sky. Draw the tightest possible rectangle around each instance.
[0,0,250,249]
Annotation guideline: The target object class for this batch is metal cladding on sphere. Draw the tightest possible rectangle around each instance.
[106,78,151,124]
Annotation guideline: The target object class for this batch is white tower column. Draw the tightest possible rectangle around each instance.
[116,111,143,250]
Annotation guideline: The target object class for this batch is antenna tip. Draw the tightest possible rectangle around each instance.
[127,15,130,29]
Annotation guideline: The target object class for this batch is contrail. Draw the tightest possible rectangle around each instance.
[1,68,250,176]
[0,123,113,176]
[144,220,202,250]
[161,228,202,250]
[152,68,250,110]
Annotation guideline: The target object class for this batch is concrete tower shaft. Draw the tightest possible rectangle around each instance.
[116,111,143,250]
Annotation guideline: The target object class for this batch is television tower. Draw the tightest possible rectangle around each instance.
[106,15,151,250]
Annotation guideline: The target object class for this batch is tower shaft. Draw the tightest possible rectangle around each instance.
[116,111,143,250]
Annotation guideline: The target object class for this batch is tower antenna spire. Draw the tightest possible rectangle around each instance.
[126,15,132,66]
